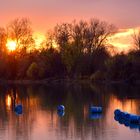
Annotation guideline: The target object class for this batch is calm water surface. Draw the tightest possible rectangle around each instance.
[0,83,140,140]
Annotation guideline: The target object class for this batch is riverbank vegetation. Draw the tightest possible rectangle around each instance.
[0,18,140,83]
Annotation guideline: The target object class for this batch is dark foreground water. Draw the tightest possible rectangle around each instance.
[0,83,140,140]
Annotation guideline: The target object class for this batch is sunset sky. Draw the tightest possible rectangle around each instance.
[1,0,140,52]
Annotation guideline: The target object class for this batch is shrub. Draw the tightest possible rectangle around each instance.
[90,71,105,82]
[26,62,39,79]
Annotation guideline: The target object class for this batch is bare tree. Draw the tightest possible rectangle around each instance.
[84,19,115,53]
[45,30,55,49]
[133,29,140,50]
[51,19,116,76]
[71,19,116,54]
[53,23,72,51]
[71,20,88,53]
[7,18,35,52]
[0,27,7,55]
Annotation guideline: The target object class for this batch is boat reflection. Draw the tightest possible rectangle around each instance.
[114,115,140,131]
[57,110,65,117]
[89,113,102,119]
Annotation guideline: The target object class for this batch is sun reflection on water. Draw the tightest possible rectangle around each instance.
[6,95,12,110]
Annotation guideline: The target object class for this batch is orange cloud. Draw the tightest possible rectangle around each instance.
[108,27,140,53]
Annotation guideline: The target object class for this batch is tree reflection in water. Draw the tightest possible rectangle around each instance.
[0,83,139,140]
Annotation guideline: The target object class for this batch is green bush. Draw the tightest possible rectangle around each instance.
[90,71,105,82]
[26,62,39,79]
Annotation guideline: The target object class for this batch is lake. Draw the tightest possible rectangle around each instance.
[0,83,140,140]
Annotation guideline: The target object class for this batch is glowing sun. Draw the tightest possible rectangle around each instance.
[6,40,17,51]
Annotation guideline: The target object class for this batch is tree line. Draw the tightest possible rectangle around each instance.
[0,18,140,82]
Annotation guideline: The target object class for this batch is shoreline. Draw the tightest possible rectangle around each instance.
[0,78,90,85]
[0,78,140,85]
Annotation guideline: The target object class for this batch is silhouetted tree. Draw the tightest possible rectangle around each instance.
[0,27,7,56]
[54,23,71,51]
[86,19,115,53]
[133,29,140,50]
[71,19,116,54]
[7,18,35,52]
[1,17,140,82]
[71,20,88,53]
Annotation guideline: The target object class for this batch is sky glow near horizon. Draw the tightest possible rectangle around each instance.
[1,0,140,52]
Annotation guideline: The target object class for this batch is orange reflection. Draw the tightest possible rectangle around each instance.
[108,95,139,115]
[6,95,12,109]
